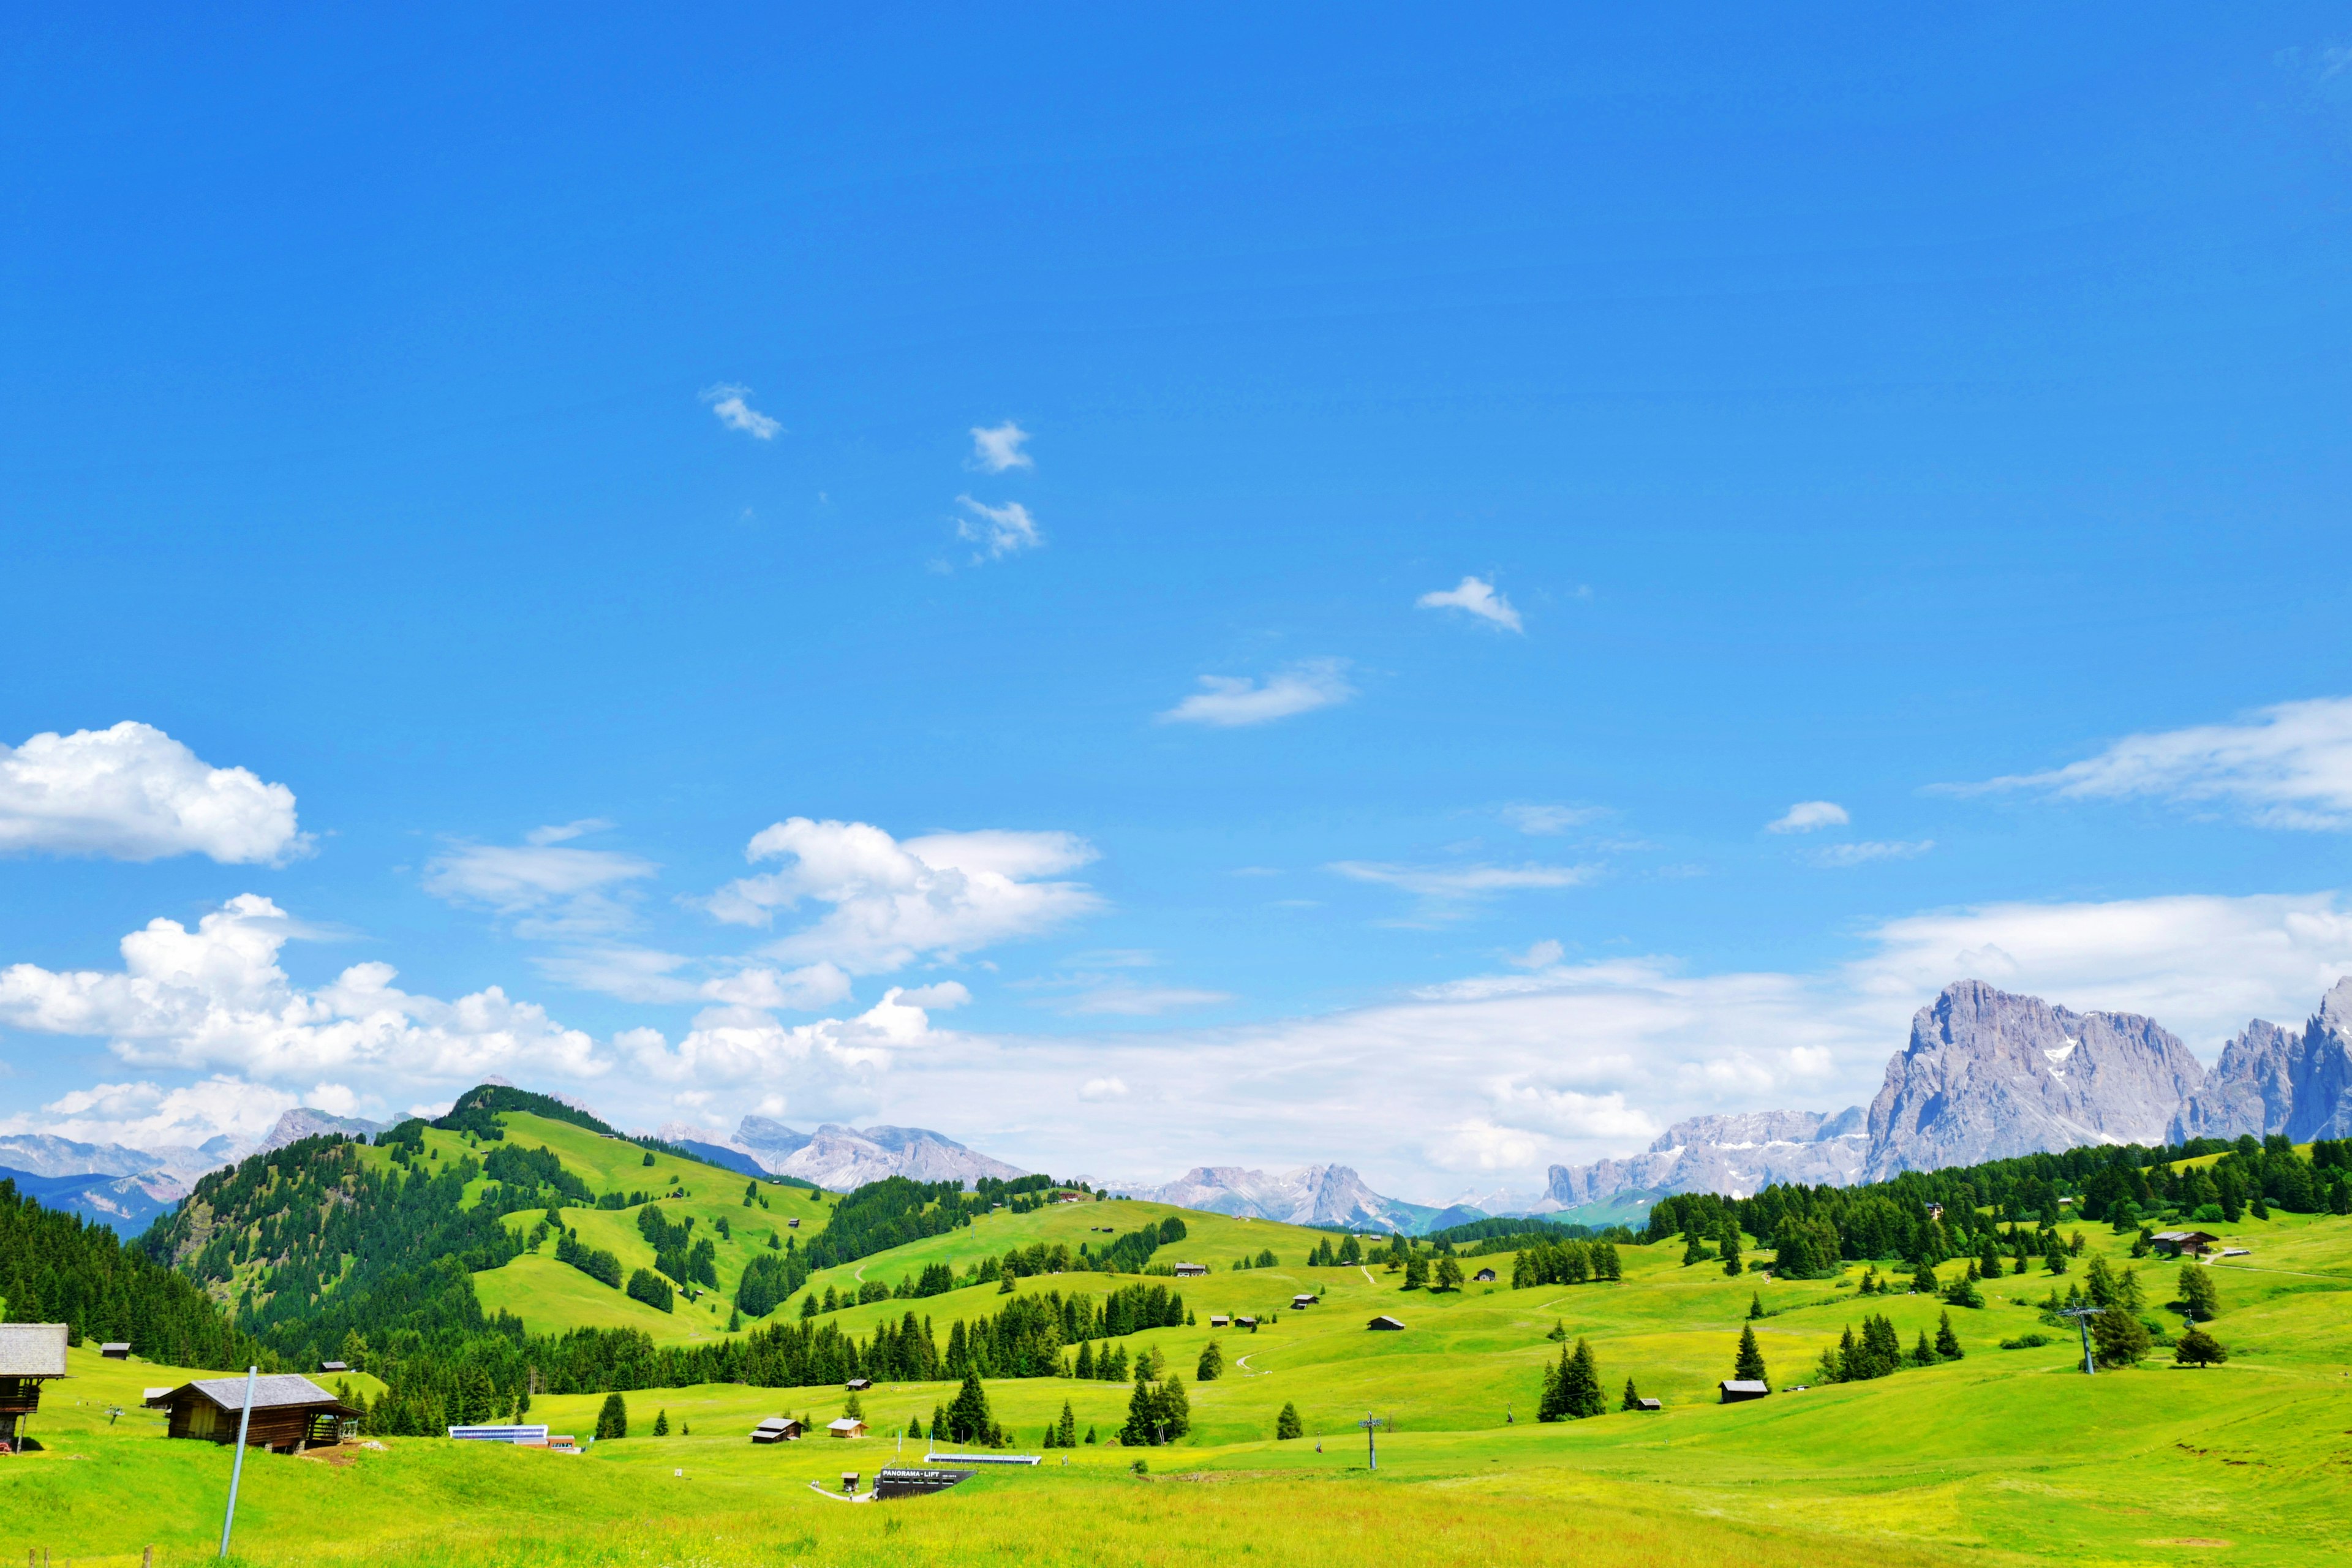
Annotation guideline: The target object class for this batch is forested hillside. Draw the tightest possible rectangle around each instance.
[0,1178,268,1370]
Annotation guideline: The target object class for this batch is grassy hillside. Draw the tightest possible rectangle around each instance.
[12,1192,2347,1567]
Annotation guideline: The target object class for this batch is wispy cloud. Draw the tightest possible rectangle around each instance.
[701,383,782,440]
[956,496,1043,559]
[1767,801,1849,834]
[1506,939,1566,969]
[1061,984,1234,1017]
[423,826,658,938]
[1330,860,1595,902]
[1502,804,1604,835]
[1955,696,2352,831]
[1814,839,1932,867]
[969,421,1033,473]
[1416,575,1522,632]
[1158,660,1354,728]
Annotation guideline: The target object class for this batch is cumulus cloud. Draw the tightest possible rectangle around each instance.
[423,827,657,938]
[1078,1076,1129,1102]
[1158,660,1354,728]
[0,894,601,1083]
[703,818,1102,973]
[968,420,1033,473]
[0,1075,309,1154]
[1959,696,2352,830]
[956,497,1042,559]
[624,987,952,1088]
[1767,801,1849,834]
[1415,575,1522,632]
[1814,839,1933,867]
[0,722,307,864]
[701,383,782,439]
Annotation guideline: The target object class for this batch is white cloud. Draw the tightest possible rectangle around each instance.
[423,829,657,937]
[968,421,1033,473]
[0,722,307,864]
[1507,939,1566,969]
[1814,839,1933,867]
[1415,576,1522,632]
[704,818,1102,973]
[1330,860,1594,902]
[956,497,1042,559]
[701,383,781,439]
[0,894,604,1085]
[894,982,973,1010]
[1158,660,1354,728]
[625,987,951,1089]
[1961,696,2352,830]
[1767,800,1849,834]
[1502,804,1603,835]
[1078,1076,1129,1102]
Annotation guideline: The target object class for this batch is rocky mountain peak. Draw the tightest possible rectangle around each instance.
[1863,979,2204,1179]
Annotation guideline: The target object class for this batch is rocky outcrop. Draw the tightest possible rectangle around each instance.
[1545,1106,1869,1205]
[2170,978,2352,1143]
[1863,980,2205,1179]
[723,1116,1026,1190]
[258,1108,386,1152]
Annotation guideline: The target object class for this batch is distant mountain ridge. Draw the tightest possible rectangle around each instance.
[1543,976,2352,1210]
[1107,1164,1459,1233]
[660,1116,1030,1191]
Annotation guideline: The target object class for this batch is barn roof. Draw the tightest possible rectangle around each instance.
[147,1374,356,1414]
[1719,1379,1769,1393]
[0,1323,69,1378]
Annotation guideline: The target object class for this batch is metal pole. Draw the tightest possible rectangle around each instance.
[219,1366,258,1559]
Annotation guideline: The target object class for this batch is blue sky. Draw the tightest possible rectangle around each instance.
[4,8,2352,1197]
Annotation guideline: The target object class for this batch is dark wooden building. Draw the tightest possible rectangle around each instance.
[1367,1314,1406,1331]
[146,1373,360,1453]
[1718,1379,1770,1404]
[0,1323,69,1451]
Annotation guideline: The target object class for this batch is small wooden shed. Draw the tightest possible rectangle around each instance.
[99,1342,132,1360]
[1291,1293,1319,1307]
[845,1378,873,1391]
[2151,1230,2219,1257]
[1172,1262,1209,1278]
[1718,1379,1770,1404]
[146,1374,361,1453]
[1635,1398,1662,1411]
[1209,1315,1230,1327]
[0,1324,69,1450]
[1367,1314,1406,1332]
[318,1360,350,1374]
[1473,1268,1498,1283]
[827,1417,867,1439]
[750,1416,803,1444]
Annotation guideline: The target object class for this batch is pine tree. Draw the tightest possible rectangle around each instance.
[1682,1230,1708,1267]
[594,1392,628,1440]
[930,1403,947,1441]
[1057,1400,1077,1447]
[1911,1259,1938,1296]
[2174,1326,2228,1367]
[1074,1340,1095,1379]
[1620,1376,1642,1411]
[2178,1262,2221,1322]
[2090,1306,2151,1367]
[1084,1425,1098,1444]
[1910,1330,1936,1366]
[1559,1337,1605,1419]
[1276,1401,1303,1440]
[1196,1339,1224,1382]
[653,1409,670,1436]
[908,1414,924,1439]
[1733,1324,1768,1384]
[1934,1309,1962,1361]
[944,1371,993,1444]
[1747,1291,1765,1321]
[726,1305,742,1332]
[1537,1342,1569,1422]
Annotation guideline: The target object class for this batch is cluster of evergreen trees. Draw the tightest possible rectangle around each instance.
[1510,1238,1624,1287]
[1811,1311,1962,1383]
[1119,1359,1192,1444]
[1539,1336,1607,1420]
[0,1179,270,1369]
[1646,1132,2350,1282]
[635,1204,717,1289]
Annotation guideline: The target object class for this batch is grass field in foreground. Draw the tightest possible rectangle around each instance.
[10,1210,2348,1568]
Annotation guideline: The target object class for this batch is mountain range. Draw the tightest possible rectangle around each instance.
[1544,975,2352,1212]
[13,975,2352,1236]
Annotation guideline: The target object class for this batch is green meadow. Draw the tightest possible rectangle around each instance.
[9,1176,2348,1568]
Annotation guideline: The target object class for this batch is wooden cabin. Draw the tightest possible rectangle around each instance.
[1367,1314,1406,1331]
[750,1416,803,1444]
[1718,1379,1770,1404]
[827,1417,867,1439]
[845,1378,873,1391]
[1291,1294,1319,1307]
[0,1323,69,1452]
[1473,1268,1498,1283]
[146,1374,361,1453]
[2151,1230,2219,1257]
[1635,1398,1662,1411]
[99,1342,131,1360]
[1172,1262,1209,1278]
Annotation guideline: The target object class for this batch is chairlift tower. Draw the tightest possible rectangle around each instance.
[2056,1305,2100,1375]
[1358,1412,1388,1470]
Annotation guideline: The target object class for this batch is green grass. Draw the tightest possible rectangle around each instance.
[15,1135,2348,1567]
